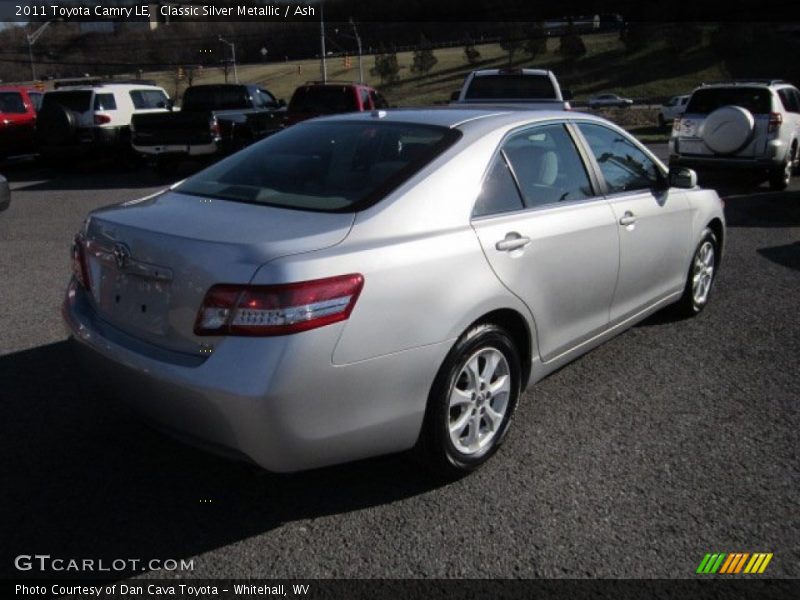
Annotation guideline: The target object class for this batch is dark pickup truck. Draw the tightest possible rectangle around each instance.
[131,84,285,173]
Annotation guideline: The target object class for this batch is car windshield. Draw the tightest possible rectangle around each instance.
[182,86,246,110]
[686,87,772,115]
[465,74,557,100]
[174,120,461,212]
[289,86,359,113]
[41,91,92,112]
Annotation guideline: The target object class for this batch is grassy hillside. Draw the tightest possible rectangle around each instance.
[136,30,727,108]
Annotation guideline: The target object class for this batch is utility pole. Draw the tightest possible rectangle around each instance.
[319,0,327,82]
[218,35,238,84]
[26,20,59,81]
[350,17,363,84]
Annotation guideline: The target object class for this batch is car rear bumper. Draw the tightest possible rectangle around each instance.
[62,279,443,472]
[670,138,787,171]
[39,127,131,157]
[132,141,219,157]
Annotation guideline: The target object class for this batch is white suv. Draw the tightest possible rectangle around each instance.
[658,94,689,127]
[669,80,800,190]
[36,81,171,160]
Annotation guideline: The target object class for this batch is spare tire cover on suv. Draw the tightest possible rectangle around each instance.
[37,104,78,145]
[701,106,754,154]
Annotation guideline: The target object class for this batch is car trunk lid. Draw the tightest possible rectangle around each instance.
[81,190,354,355]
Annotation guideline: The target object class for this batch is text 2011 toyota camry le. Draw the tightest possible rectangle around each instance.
[63,108,725,476]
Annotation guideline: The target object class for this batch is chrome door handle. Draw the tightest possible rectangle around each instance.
[619,211,637,226]
[495,233,531,252]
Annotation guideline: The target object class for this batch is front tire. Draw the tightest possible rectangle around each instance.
[673,228,719,317]
[414,323,522,478]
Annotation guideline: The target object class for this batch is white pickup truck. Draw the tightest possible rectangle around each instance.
[449,68,572,110]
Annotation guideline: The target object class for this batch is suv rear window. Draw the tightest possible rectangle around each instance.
[42,91,92,112]
[181,86,244,111]
[0,92,26,113]
[174,121,461,212]
[289,86,359,114]
[686,87,773,115]
[465,74,557,100]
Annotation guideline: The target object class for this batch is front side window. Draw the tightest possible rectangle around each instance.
[577,123,662,194]
[174,121,460,212]
[502,123,594,208]
[28,92,43,111]
[370,91,388,109]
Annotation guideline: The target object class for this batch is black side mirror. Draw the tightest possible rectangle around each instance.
[669,166,697,189]
[278,99,286,108]
[167,100,175,111]
[562,89,574,101]
[450,91,460,102]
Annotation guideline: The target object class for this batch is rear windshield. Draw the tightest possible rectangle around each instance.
[0,92,25,113]
[686,87,773,115]
[289,86,359,114]
[465,74,557,100]
[174,121,461,212]
[182,86,246,111]
[42,91,92,112]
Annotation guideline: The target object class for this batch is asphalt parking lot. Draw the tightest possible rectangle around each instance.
[1,148,798,580]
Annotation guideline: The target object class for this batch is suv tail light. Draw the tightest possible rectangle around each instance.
[194,274,364,336]
[209,116,220,138]
[94,114,111,125]
[71,235,91,291]
[768,112,783,134]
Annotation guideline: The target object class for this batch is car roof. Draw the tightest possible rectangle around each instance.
[44,84,165,93]
[318,107,614,136]
[0,86,40,93]
[472,68,551,77]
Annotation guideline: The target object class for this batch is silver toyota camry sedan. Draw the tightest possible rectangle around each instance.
[63,108,725,476]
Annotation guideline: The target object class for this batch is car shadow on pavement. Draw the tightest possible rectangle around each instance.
[0,341,445,580]
[723,191,800,228]
[757,242,800,272]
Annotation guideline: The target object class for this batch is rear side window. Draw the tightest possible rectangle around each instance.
[0,92,26,113]
[686,87,773,115]
[502,123,593,208]
[41,91,92,112]
[473,153,525,217]
[778,89,800,113]
[28,92,43,111]
[130,89,169,109]
[465,74,557,100]
[174,121,460,212]
[289,86,359,113]
[578,123,661,193]
[94,93,117,111]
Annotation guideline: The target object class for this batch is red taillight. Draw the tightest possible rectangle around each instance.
[94,114,111,125]
[71,235,91,291]
[194,274,364,336]
[768,112,782,134]
[209,117,220,137]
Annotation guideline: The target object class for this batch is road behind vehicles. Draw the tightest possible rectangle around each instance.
[63,109,724,476]
[131,84,286,174]
[283,81,388,127]
[449,68,572,110]
[0,173,9,212]
[36,82,170,161]
[0,86,42,159]
[659,94,689,127]
[587,93,634,109]
[669,79,800,190]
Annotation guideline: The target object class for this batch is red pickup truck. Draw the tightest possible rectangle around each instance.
[0,86,43,160]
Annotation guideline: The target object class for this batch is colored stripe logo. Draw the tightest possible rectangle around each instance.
[696,553,773,574]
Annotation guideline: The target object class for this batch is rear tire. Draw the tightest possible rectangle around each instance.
[414,323,521,478]
[768,155,792,191]
[673,228,719,318]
